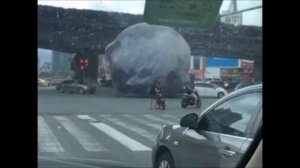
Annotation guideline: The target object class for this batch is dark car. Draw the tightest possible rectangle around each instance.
[56,79,96,94]
[152,84,262,168]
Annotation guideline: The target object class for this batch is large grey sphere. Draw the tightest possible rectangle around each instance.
[105,23,191,96]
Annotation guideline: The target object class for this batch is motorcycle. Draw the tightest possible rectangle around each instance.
[156,92,166,110]
[181,91,201,108]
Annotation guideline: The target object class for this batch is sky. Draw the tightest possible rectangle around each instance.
[38,0,262,62]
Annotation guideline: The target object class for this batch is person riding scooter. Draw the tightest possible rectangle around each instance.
[182,85,201,108]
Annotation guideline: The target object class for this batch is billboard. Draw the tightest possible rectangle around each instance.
[206,57,238,67]
[240,59,254,68]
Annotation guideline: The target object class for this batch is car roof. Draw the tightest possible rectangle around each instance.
[194,81,218,87]
[194,81,209,84]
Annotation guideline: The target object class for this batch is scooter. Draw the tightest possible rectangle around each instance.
[181,91,201,108]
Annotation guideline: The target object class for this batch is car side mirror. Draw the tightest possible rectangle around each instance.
[180,113,198,129]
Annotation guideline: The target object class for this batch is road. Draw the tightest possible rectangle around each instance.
[38,86,218,167]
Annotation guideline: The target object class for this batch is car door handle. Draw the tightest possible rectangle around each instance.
[219,148,236,158]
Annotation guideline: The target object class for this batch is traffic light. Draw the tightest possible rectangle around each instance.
[79,58,89,70]
[84,59,89,66]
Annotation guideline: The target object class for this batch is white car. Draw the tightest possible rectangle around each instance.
[194,82,227,98]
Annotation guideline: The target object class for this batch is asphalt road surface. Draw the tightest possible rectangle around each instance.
[38,86,218,168]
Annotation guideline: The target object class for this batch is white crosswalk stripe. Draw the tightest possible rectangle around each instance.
[143,114,177,125]
[101,115,156,141]
[54,116,108,152]
[122,114,162,130]
[90,122,151,151]
[162,114,180,122]
[39,114,178,154]
[38,116,65,153]
[77,115,97,122]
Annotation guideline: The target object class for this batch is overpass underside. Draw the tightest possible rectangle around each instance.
[38,5,262,82]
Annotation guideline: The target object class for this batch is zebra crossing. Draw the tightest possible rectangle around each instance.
[38,113,181,157]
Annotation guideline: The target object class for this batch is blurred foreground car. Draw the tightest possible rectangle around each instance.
[153,84,262,168]
[56,79,96,94]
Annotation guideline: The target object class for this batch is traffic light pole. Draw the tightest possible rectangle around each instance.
[82,69,85,84]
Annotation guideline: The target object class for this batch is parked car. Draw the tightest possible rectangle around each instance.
[207,80,228,88]
[194,82,227,98]
[55,79,96,94]
[38,78,49,87]
[152,84,262,168]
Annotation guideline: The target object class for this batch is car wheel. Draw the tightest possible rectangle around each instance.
[217,92,225,98]
[78,88,84,94]
[155,152,175,168]
[58,87,64,93]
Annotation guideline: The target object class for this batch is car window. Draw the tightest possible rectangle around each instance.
[195,83,211,88]
[203,83,215,88]
[210,83,219,89]
[194,83,203,87]
[199,92,262,137]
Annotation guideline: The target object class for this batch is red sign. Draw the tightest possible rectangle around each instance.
[189,69,202,74]
[240,60,254,68]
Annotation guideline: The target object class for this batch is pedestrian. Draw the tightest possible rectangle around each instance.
[148,81,161,109]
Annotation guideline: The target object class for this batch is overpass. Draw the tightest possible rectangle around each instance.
[38,5,262,81]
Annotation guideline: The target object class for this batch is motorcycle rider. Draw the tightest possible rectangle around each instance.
[183,84,199,104]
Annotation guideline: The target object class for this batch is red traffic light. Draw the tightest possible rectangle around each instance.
[79,58,89,70]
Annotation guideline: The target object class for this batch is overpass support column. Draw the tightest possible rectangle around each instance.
[84,53,99,83]
[253,59,262,82]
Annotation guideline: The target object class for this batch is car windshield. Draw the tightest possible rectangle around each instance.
[38,0,262,168]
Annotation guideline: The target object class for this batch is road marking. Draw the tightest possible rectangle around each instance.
[77,115,96,122]
[54,116,107,152]
[91,122,151,151]
[162,114,180,122]
[39,157,101,168]
[102,115,156,141]
[122,114,162,130]
[143,114,177,125]
[38,116,65,153]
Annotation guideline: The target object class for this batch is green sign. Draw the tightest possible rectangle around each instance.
[144,0,223,29]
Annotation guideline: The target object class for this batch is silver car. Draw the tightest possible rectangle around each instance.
[56,79,96,94]
[152,84,262,168]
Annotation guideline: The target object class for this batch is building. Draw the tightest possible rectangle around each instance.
[189,56,254,82]
[38,55,40,75]
[40,62,52,73]
[52,51,73,77]
[220,11,242,26]
[220,0,243,26]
